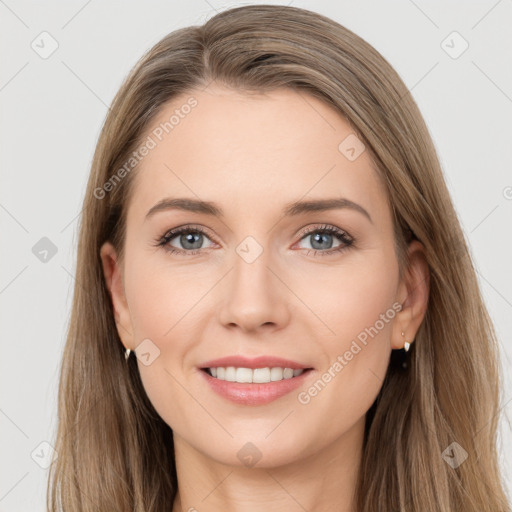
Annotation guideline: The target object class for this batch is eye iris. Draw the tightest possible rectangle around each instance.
[180,232,203,250]
[311,232,333,250]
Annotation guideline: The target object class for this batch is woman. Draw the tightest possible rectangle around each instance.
[47,4,511,511]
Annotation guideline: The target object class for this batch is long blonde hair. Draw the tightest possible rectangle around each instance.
[47,5,511,511]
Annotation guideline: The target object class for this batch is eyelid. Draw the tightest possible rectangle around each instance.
[162,224,216,240]
[296,223,349,238]
[160,224,219,248]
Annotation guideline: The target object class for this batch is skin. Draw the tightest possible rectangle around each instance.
[100,83,429,512]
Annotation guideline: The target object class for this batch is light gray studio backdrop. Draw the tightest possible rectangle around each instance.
[1,0,511,510]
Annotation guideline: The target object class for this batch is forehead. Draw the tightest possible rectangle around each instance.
[127,84,389,225]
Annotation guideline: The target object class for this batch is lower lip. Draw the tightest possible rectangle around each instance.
[198,368,314,406]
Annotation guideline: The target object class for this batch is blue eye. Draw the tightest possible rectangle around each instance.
[156,225,214,255]
[154,224,354,257]
[295,224,354,256]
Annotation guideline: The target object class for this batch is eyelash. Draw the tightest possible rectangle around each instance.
[153,223,355,257]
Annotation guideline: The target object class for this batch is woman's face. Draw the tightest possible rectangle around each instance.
[101,84,423,468]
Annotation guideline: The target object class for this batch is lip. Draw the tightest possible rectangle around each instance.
[198,366,315,406]
[199,355,312,370]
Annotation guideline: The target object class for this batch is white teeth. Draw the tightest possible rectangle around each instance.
[270,367,283,381]
[206,366,305,383]
[225,367,237,382]
[236,367,252,383]
[253,367,271,383]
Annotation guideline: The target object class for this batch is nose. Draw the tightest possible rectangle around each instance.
[217,247,291,333]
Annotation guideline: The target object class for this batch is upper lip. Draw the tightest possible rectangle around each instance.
[199,355,313,370]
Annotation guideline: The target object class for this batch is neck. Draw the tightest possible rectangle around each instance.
[171,415,365,512]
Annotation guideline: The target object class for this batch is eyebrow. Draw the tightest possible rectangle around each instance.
[145,197,373,223]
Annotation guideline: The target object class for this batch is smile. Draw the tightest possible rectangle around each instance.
[203,366,306,383]
[199,367,315,406]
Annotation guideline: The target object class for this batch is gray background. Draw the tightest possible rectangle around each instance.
[1,0,511,510]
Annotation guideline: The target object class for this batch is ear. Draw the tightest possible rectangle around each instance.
[391,239,430,350]
[99,241,135,351]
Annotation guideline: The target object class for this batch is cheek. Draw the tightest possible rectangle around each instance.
[123,257,212,425]
[293,248,399,347]
[124,264,198,430]
[335,255,398,376]
[125,254,206,343]
[294,250,398,423]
